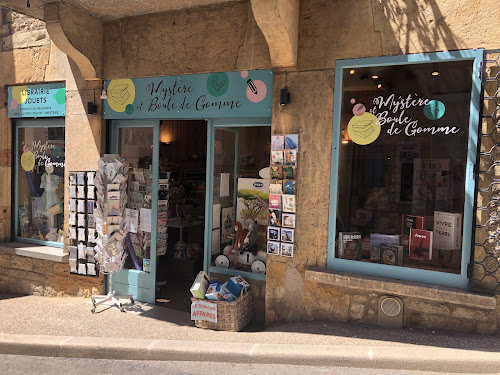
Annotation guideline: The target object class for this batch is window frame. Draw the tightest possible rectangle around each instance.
[205,118,271,281]
[14,118,65,248]
[327,49,483,289]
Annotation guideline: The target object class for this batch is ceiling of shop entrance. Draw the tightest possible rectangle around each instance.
[0,0,245,20]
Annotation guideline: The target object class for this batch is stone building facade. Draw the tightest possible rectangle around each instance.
[0,0,499,334]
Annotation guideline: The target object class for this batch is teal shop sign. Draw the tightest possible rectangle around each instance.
[8,83,66,118]
[103,69,273,119]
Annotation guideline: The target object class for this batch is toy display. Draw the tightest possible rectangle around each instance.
[216,221,267,274]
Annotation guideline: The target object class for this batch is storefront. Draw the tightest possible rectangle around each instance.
[328,49,482,288]
[1,1,499,334]
[101,70,273,308]
[9,83,66,248]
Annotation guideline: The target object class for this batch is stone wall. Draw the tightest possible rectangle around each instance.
[0,8,51,242]
[0,251,104,296]
[303,270,500,335]
[0,7,104,296]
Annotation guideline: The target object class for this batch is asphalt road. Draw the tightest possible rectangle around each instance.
[0,354,494,375]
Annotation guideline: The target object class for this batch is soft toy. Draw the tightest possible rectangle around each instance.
[241,220,258,255]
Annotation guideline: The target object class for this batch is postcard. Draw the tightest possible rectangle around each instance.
[271,151,284,165]
[269,194,282,209]
[282,194,296,213]
[283,180,295,194]
[285,134,299,150]
[267,241,280,255]
[282,166,294,180]
[269,182,283,194]
[281,228,294,243]
[282,213,296,228]
[268,209,282,226]
[271,134,285,151]
[270,165,283,179]
[281,242,294,257]
[267,226,281,241]
[284,149,297,166]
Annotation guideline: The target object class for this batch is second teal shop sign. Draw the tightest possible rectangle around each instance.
[103,69,274,119]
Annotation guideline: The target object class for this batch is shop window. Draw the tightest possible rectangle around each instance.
[16,120,65,246]
[211,126,271,277]
[328,50,482,288]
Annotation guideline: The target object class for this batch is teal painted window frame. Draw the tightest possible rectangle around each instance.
[14,118,65,248]
[327,49,484,289]
[204,118,271,281]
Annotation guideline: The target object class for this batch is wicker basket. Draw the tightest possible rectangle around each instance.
[191,288,253,331]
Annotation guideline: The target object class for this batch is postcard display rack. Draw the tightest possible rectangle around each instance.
[90,154,134,313]
[268,134,298,258]
[68,171,99,277]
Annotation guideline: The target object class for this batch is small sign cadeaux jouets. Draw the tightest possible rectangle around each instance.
[191,299,217,323]
[433,211,462,250]
[338,232,362,260]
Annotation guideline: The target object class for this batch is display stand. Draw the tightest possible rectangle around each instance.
[90,273,133,313]
[68,171,99,277]
[91,154,134,313]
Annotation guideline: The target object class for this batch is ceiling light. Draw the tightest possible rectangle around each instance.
[349,69,355,75]
[372,75,379,79]
[377,83,382,89]
[432,71,439,76]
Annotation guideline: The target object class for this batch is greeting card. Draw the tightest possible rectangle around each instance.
[269,194,282,209]
[281,228,294,243]
[285,134,298,150]
[267,226,281,241]
[271,151,284,165]
[268,209,281,226]
[283,180,295,194]
[281,242,294,257]
[269,182,283,194]
[271,135,285,151]
[283,166,294,179]
[270,165,283,179]
[282,213,296,228]
[267,241,280,255]
[284,149,297,166]
[282,194,296,213]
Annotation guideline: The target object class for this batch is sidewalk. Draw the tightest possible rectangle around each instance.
[0,294,499,373]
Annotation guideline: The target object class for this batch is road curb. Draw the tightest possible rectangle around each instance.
[0,334,499,373]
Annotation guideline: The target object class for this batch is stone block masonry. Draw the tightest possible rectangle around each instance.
[0,252,104,297]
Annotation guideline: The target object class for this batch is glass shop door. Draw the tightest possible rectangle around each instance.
[109,120,160,304]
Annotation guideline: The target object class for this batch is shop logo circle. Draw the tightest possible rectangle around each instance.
[423,100,445,120]
[347,112,381,145]
[107,79,135,113]
[207,72,229,97]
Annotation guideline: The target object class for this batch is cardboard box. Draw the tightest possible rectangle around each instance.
[190,271,209,299]
[226,276,250,297]
[205,283,226,301]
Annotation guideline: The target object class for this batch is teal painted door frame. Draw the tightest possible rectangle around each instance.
[109,120,160,304]
[327,49,484,289]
